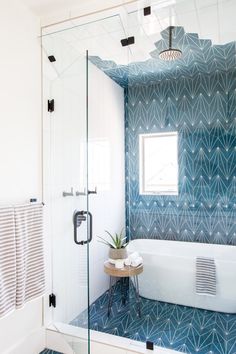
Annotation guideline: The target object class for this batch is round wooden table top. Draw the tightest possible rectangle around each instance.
[104,261,143,278]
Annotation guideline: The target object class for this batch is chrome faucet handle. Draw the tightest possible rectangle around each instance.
[62,187,74,197]
[76,188,86,196]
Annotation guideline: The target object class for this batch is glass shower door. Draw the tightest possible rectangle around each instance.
[42,30,90,353]
[42,7,129,352]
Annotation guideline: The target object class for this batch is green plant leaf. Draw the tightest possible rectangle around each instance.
[97,236,115,248]
[97,229,127,249]
[105,230,117,247]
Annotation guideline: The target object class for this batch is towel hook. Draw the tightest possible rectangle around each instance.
[76,188,86,196]
[62,187,74,197]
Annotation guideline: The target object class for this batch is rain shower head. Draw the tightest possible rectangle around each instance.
[159,26,182,61]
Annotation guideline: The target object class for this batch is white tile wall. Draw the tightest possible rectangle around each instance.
[88,62,125,303]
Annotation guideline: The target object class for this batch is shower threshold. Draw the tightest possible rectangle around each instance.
[46,322,181,354]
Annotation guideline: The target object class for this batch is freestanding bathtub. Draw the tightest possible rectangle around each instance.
[128,239,236,313]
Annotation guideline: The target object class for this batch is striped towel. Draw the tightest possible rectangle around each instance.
[196,257,216,296]
[0,207,16,317]
[14,203,45,308]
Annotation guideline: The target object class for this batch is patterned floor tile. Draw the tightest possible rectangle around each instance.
[71,281,236,354]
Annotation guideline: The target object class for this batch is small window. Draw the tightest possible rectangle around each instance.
[139,132,178,195]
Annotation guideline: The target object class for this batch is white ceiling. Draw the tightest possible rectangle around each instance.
[41,0,236,70]
[22,0,90,16]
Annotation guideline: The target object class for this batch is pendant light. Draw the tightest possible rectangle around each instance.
[159,26,182,61]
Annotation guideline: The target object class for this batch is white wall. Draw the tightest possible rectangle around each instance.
[0,0,43,353]
[88,62,125,303]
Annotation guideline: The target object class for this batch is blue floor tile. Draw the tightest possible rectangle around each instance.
[71,281,236,354]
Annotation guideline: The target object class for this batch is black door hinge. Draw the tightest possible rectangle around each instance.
[120,36,135,47]
[144,6,151,16]
[48,55,56,62]
[49,293,56,307]
[48,99,54,113]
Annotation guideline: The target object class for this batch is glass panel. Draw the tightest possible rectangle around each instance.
[73,11,129,342]
[42,9,128,352]
[42,30,90,353]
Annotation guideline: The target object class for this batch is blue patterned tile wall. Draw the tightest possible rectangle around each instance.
[89,25,236,245]
[125,69,236,244]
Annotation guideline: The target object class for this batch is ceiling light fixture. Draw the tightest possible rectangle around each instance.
[159,26,182,61]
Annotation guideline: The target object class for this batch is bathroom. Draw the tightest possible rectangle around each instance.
[1,0,236,354]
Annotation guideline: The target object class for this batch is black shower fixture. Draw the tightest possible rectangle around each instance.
[48,55,56,62]
[159,26,182,61]
[120,36,135,47]
[143,6,151,16]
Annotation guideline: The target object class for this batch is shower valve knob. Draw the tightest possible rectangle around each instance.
[88,187,97,195]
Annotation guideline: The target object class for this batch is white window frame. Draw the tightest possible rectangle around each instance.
[139,132,179,196]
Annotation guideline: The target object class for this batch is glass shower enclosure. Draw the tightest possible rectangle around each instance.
[42,35,90,352]
[42,8,129,353]
[42,1,236,353]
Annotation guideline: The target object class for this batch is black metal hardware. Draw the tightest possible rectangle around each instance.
[88,187,97,195]
[30,198,37,203]
[121,38,128,47]
[146,341,154,350]
[128,36,135,45]
[48,55,56,62]
[169,25,174,49]
[73,210,93,245]
[48,99,54,112]
[120,36,135,47]
[144,6,151,16]
[107,276,141,318]
[49,293,56,307]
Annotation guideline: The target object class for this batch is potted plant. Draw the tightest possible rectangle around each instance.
[98,229,128,260]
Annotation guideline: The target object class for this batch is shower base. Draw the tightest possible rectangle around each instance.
[71,281,236,354]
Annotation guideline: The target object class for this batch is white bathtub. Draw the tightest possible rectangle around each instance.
[128,239,236,313]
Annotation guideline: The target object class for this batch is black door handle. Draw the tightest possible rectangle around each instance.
[73,210,92,245]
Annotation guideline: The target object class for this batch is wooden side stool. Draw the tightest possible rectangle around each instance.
[104,261,143,317]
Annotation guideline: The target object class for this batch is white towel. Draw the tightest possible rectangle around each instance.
[115,259,124,269]
[124,258,131,266]
[0,207,16,318]
[131,256,143,267]
[129,252,140,261]
[196,257,216,296]
[14,203,45,308]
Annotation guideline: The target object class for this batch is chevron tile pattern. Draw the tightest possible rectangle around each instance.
[125,67,236,244]
[71,281,236,354]
[89,27,236,87]
[89,26,236,245]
